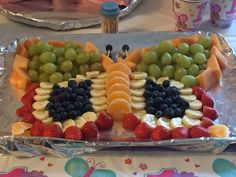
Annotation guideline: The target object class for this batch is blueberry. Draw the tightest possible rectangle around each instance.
[61,92,70,100]
[164,97,173,105]
[163,80,170,88]
[143,91,152,97]
[175,108,183,117]
[76,96,83,102]
[167,86,179,96]
[83,99,91,105]
[66,104,75,111]
[85,90,91,97]
[77,88,85,95]
[53,84,60,90]
[74,101,82,109]
[182,101,189,109]
[60,111,68,120]
[76,110,82,117]
[176,97,185,105]
[154,97,164,105]
[160,103,168,111]
[146,79,156,87]
[146,99,154,107]
[49,109,56,117]
[62,101,70,107]
[85,80,92,87]
[68,80,78,88]
[54,102,62,108]
[53,114,61,121]
[68,111,77,119]
[78,81,87,89]
[46,102,54,109]
[83,104,93,112]
[160,92,167,99]
[164,108,175,118]
[56,106,64,113]
[70,93,77,101]
[145,84,154,91]
[170,104,177,109]
[153,90,160,97]
[146,106,155,114]
[156,84,164,92]
[155,111,163,118]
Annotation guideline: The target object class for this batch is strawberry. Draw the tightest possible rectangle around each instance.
[192,86,205,100]
[26,82,39,91]
[202,106,219,120]
[31,120,45,136]
[16,107,24,117]
[64,126,82,140]
[81,121,99,139]
[190,125,210,138]
[95,112,113,131]
[21,92,35,105]
[122,113,141,131]
[22,113,36,124]
[43,124,63,138]
[21,103,33,116]
[201,116,214,128]
[171,127,190,139]
[201,93,215,107]
[151,126,171,141]
[134,122,152,140]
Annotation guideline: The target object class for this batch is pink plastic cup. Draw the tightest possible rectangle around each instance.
[173,0,208,31]
[210,0,236,28]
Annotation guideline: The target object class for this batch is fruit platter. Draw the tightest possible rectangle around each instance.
[0,32,236,157]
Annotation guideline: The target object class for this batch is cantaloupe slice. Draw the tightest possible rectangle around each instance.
[24,37,40,49]
[211,33,222,52]
[48,40,64,47]
[117,58,136,71]
[13,54,29,71]
[15,43,29,58]
[101,54,114,72]
[10,68,30,90]
[141,47,150,56]
[84,41,99,52]
[196,68,218,91]
[172,34,202,48]
[210,45,228,69]
[191,34,202,43]
[207,54,222,82]
[125,48,142,64]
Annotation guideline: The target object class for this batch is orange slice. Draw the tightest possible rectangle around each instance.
[106,77,130,91]
[107,91,131,104]
[106,71,129,82]
[11,122,32,135]
[208,124,229,138]
[107,83,130,96]
[107,98,132,121]
[107,63,131,75]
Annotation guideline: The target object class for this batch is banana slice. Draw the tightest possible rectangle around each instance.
[189,100,202,110]
[131,102,146,110]
[32,110,49,120]
[130,79,146,89]
[40,82,54,89]
[134,110,146,120]
[185,109,202,119]
[35,88,52,96]
[76,74,88,82]
[81,112,97,122]
[63,119,76,131]
[170,80,184,89]
[92,104,107,113]
[91,90,106,97]
[156,77,169,84]
[97,73,107,79]
[90,96,107,106]
[156,117,171,130]
[52,121,62,128]
[130,72,148,80]
[58,81,68,88]
[92,79,105,85]
[182,115,201,128]
[141,114,157,128]
[75,117,87,128]
[86,71,99,78]
[32,100,49,111]
[170,117,184,129]
[131,96,145,102]
[180,95,196,102]
[42,117,53,125]
[34,95,50,102]
[130,89,145,97]
[179,88,193,95]
[91,84,105,90]
[148,76,156,82]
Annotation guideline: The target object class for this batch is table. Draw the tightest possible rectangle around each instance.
[0,1,236,177]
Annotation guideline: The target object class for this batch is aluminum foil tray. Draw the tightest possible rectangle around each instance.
[0,0,142,31]
[0,31,236,158]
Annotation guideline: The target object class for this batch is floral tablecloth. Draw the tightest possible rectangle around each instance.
[0,151,236,177]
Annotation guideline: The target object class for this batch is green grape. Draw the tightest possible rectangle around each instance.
[70,65,79,78]
[189,43,204,55]
[194,52,207,65]
[199,64,207,70]
[204,50,210,58]
[188,64,199,76]
[174,67,187,81]
[89,51,101,63]
[28,44,39,56]
[56,56,65,65]
[64,40,77,49]
[150,45,159,52]
[28,60,39,70]
[64,48,77,61]
[142,51,157,64]
[172,47,179,54]
[158,40,174,54]
[148,64,161,78]
[178,42,189,55]
[90,62,103,72]
[79,64,89,75]
[39,65,44,73]
[77,48,84,53]
[172,53,181,63]
[60,60,73,72]
[155,59,164,69]
[188,57,194,64]
[36,41,52,53]
[64,72,72,81]
[181,75,197,88]
[40,52,56,64]
[198,36,211,48]
[28,69,38,82]
[176,55,191,68]
[53,47,65,57]
[39,73,49,82]
[43,63,57,74]
[161,52,172,66]
[162,65,175,79]
[76,51,90,64]
[137,62,149,72]
[32,55,40,61]
[49,72,63,84]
